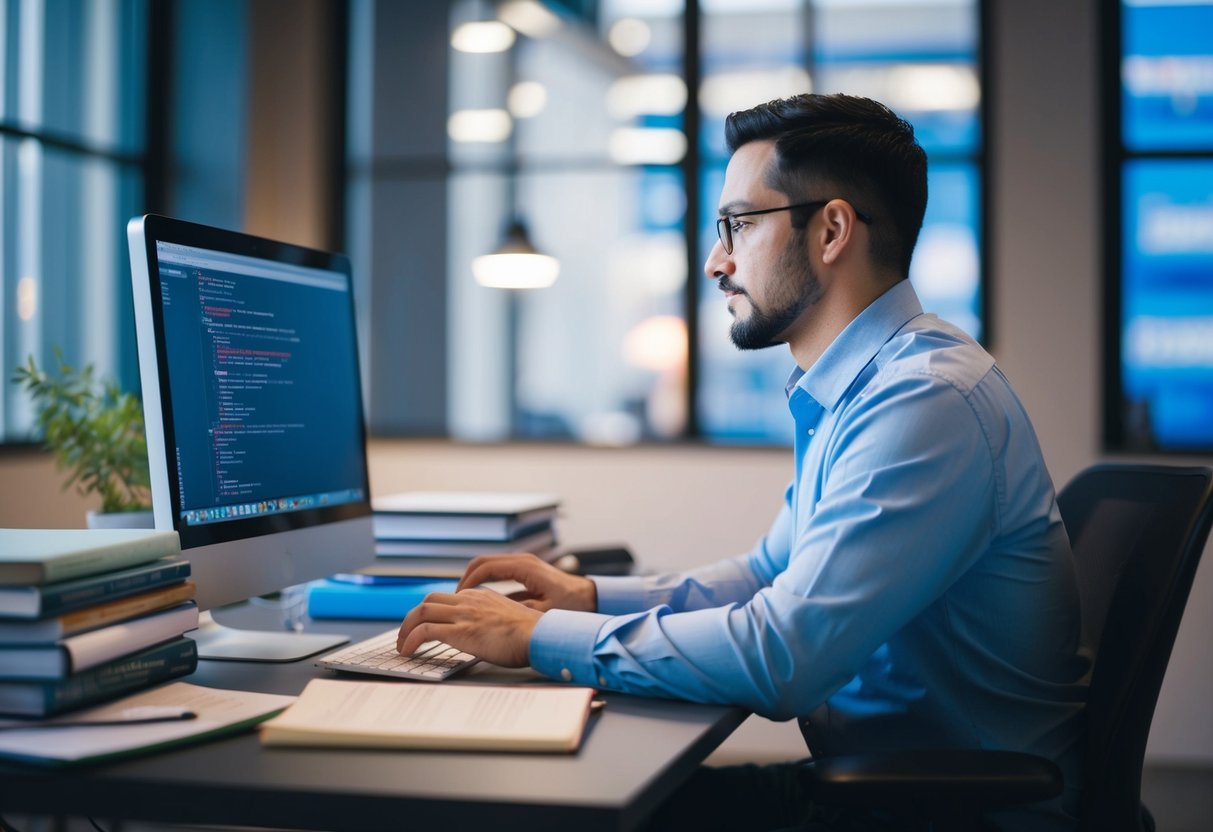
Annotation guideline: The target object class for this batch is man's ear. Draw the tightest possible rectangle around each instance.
[818,199,859,267]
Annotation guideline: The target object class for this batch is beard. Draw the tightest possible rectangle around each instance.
[728,236,822,351]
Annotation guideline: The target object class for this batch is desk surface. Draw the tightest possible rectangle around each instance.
[0,606,746,832]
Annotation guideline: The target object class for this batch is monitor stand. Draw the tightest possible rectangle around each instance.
[188,610,350,662]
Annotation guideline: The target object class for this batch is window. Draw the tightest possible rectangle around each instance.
[1106,0,1213,452]
[352,0,985,445]
[697,0,983,443]
[1,0,148,442]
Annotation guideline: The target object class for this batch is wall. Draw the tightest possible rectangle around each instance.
[0,0,1208,764]
[991,0,1212,764]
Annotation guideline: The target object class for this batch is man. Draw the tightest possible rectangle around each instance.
[397,94,1087,831]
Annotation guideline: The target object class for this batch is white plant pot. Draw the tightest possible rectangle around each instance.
[86,509,156,530]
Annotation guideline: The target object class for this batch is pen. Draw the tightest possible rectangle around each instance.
[0,706,197,731]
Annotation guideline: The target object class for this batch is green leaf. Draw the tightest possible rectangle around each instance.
[12,352,151,513]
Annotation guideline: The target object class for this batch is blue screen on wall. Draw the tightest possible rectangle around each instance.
[1120,159,1213,450]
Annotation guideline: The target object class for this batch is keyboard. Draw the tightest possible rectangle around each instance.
[316,628,480,682]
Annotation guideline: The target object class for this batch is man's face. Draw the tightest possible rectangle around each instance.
[705,141,822,351]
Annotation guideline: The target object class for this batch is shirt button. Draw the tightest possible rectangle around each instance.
[598,676,607,687]
[807,427,815,436]
[560,668,572,681]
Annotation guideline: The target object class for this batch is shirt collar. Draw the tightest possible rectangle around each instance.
[788,279,924,412]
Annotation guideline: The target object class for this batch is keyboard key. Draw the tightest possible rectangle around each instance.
[317,628,480,681]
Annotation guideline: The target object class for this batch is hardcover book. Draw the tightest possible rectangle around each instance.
[0,581,196,643]
[0,529,181,586]
[373,526,557,558]
[0,558,191,620]
[372,492,559,542]
[0,602,199,680]
[0,637,199,717]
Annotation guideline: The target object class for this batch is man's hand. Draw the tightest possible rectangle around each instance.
[396,588,541,668]
[457,553,597,613]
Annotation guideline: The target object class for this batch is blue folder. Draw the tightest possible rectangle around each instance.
[305,578,457,620]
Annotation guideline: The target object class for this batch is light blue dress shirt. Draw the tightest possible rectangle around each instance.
[530,280,1088,829]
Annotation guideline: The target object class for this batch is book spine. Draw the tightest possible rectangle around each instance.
[63,602,199,675]
[40,533,181,584]
[39,561,192,618]
[0,582,196,643]
[372,514,554,542]
[38,638,198,718]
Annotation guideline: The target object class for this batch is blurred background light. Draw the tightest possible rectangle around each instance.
[608,17,652,56]
[608,127,687,165]
[448,108,513,142]
[472,252,560,289]
[699,67,812,117]
[623,315,688,372]
[451,20,516,53]
[887,64,980,111]
[508,80,549,118]
[499,0,562,38]
[606,74,687,119]
[17,278,38,322]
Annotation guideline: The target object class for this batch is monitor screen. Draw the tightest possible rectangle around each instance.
[129,215,374,618]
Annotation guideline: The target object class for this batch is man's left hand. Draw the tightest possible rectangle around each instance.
[396,588,542,668]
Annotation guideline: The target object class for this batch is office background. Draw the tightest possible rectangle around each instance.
[0,0,1210,776]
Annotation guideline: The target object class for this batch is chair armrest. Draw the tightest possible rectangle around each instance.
[800,749,1063,810]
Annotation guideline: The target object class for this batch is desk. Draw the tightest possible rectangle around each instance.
[0,605,747,832]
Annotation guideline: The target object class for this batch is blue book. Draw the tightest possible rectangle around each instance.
[0,558,191,620]
[306,578,456,620]
[0,636,198,717]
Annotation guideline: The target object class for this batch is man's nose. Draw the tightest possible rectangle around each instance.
[704,238,733,281]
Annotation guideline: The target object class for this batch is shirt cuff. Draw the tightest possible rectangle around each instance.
[590,575,653,615]
[530,608,612,686]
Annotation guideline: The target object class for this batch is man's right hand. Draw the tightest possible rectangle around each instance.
[457,553,597,613]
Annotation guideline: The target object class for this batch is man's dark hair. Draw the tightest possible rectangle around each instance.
[724,93,927,277]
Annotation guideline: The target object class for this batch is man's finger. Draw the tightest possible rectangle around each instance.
[397,621,448,657]
[396,593,463,650]
[458,555,540,591]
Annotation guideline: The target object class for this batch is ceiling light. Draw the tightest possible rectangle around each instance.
[472,221,560,289]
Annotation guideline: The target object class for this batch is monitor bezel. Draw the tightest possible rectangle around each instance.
[128,213,372,552]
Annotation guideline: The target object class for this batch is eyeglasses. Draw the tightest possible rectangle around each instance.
[715,200,873,255]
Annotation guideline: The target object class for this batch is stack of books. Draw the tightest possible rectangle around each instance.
[305,492,561,620]
[371,491,561,575]
[0,528,199,718]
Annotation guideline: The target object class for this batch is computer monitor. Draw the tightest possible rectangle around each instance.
[128,214,374,661]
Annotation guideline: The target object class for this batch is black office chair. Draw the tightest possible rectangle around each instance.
[799,463,1213,831]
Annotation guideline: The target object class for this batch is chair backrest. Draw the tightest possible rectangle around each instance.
[1056,464,1213,832]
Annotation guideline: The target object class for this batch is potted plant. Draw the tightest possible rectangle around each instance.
[12,352,153,528]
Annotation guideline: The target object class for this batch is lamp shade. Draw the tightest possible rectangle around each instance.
[472,221,560,289]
